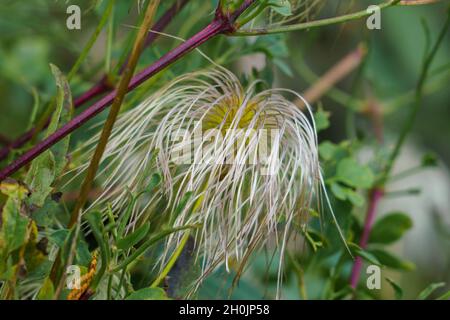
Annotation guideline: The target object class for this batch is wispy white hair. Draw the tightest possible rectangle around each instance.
[66,67,325,295]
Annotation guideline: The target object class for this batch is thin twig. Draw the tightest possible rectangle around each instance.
[235,0,402,36]
[297,45,367,107]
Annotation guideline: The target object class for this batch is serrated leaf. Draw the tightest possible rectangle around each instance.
[48,64,73,177]
[117,222,150,251]
[0,181,32,280]
[126,287,169,300]
[336,158,374,189]
[369,212,413,244]
[26,151,56,207]
[0,181,30,254]
[25,65,73,207]
[32,197,60,227]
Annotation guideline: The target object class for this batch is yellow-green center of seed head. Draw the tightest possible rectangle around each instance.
[202,96,259,133]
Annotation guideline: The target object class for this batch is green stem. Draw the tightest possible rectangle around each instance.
[235,0,401,36]
[150,230,191,288]
[67,0,115,81]
[111,225,198,272]
[380,8,450,185]
[350,8,450,289]
[68,0,161,228]
[105,3,115,75]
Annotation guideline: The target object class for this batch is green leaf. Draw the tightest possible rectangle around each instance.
[319,141,338,161]
[368,248,415,271]
[25,151,56,207]
[346,189,365,207]
[386,277,403,300]
[37,277,55,300]
[116,172,160,238]
[269,0,292,16]
[126,287,169,300]
[417,282,446,300]
[117,222,151,251]
[117,193,139,238]
[251,34,289,60]
[0,181,30,254]
[112,224,199,272]
[171,192,193,223]
[314,109,330,132]
[32,196,61,227]
[302,228,323,252]
[24,65,73,207]
[330,182,365,207]
[49,229,91,266]
[48,64,73,176]
[273,58,293,77]
[330,182,347,201]
[437,289,450,300]
[48,229,70,248]
[349,243,380,266]
[421,153,438,167]
[85,211,110,288]
[76,238,92,267]
[147,173,161,191]
[369,212,413,244]
[336,158,375,189]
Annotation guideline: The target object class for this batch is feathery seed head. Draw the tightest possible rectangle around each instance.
[67,67,324,294]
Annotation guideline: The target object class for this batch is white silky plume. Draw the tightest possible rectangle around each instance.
[66,67,323,295]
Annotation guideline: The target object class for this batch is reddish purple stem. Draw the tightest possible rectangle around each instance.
[350,188,384,288]
[0,2,254,182]
[0,0,190,162]
[0,1,256,182]
[0,135,10,146]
